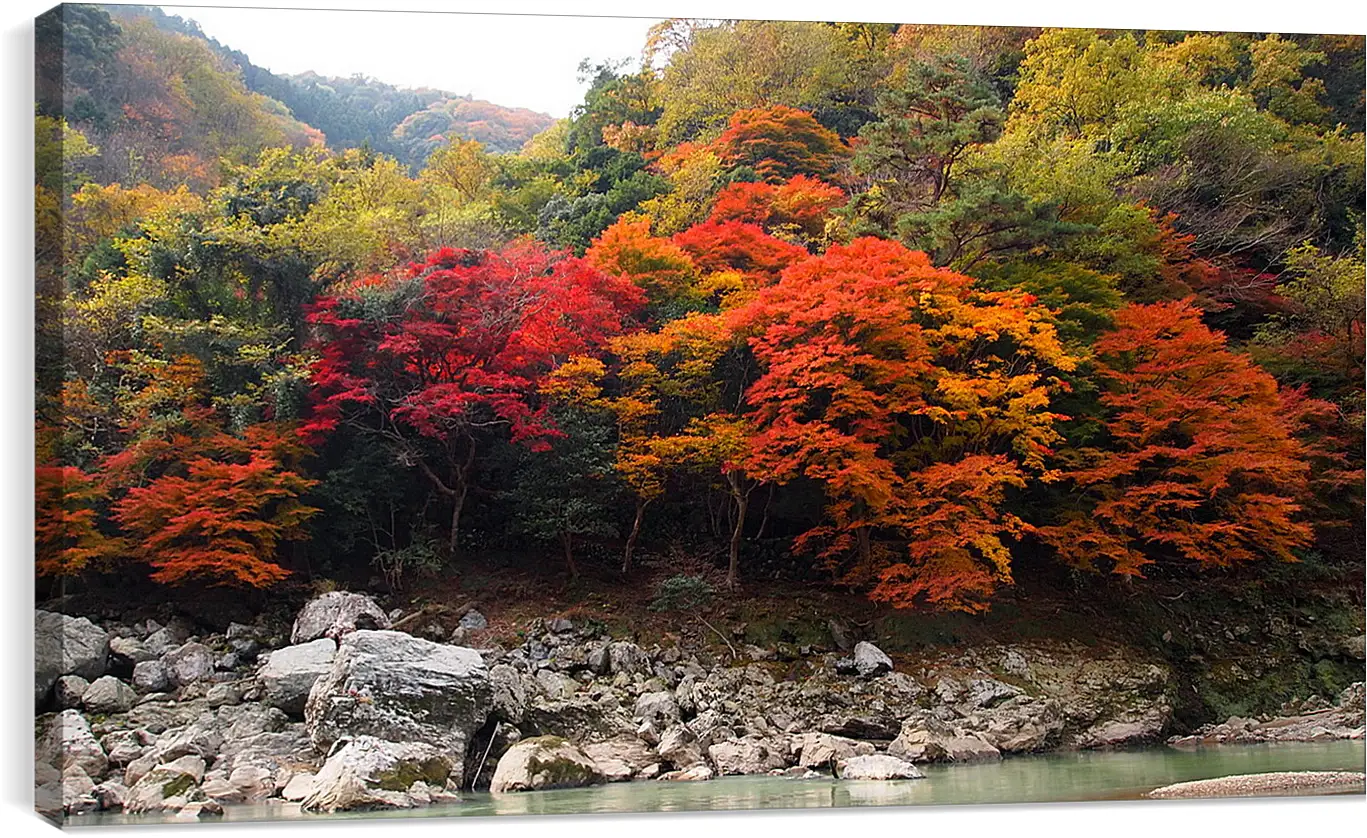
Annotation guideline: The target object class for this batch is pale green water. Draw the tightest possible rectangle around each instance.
[67,741,1365,827]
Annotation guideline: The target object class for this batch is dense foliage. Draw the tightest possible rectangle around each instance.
[36,10,1364,612]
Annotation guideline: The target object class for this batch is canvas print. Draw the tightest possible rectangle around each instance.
[33,3,1366,827]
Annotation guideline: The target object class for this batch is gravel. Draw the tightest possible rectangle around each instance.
[1148,771,1366,799]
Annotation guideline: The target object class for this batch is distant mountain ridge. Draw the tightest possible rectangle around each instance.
[110,5,555,166]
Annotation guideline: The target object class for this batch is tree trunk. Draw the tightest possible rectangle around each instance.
[753,483,775,541]
[622,499,647,574]
[446,444,475,554]
[448,487,465,553]
[726,475,748,590]
[561,531,579,580]
[856,525,872,567]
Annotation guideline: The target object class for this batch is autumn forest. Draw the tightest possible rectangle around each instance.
[35,8,1366,616]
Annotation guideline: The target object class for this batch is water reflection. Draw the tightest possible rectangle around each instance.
[66,741,1365,827]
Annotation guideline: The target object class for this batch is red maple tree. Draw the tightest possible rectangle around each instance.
[306,242,645,550]
[672,220,809,286]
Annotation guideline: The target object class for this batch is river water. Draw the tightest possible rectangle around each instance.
[66,741,1365,827]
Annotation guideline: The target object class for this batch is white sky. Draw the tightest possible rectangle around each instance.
[155,5,666,118]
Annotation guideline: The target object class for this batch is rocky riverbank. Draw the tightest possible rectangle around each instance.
[34,590,1367,821]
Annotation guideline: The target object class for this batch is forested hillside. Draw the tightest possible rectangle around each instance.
[36,11,1365,617]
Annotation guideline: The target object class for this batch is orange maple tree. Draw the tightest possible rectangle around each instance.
[712,106,850,182]
[708,174,848,240]
[1037,299,1324,577]
[586,216,700,308]
[35,465,125,579]
[110,417,317,587]
[733,237,1077,611]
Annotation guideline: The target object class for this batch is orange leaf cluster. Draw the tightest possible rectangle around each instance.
[1038,299,1322,576]
[708,174,847,239]
[712,106,850,183]
[734,237,1076,610]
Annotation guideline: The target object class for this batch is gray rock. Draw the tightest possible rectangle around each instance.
[608,641,651,677]
[658,763,714,782]
[584,737,658,782]
[218,702,289,740]
[459,609,488,630]
[305,630,491,786]
[162,643,215,688]
[257,638,337,717]
[941,735,1002,762]
[124,757,206,814]
[82,675,137,714]
[281,772,316,801]
[54,675,90,709]
[38,709,108,779]
[92,780,128,811]
[225,622,256,640]
[102,730,146,767]
[964,678,1023,709]
[35,610,109,702]
[172,799,223,820]
[225,764,274,803]
[657,724,704,768]
[489,663,528,723]
[489,735,604,793]
[888,718,1001,763]
[60,764,98,815]
[522,693,636,743]
[828,619,855,652]
[302,736,456,812]
[132,660,171,693]
[205,683,242,708]
[935,676,966,704]
[634,691,681,728]
[142,627,187,658]
[291,591,391,645]
[546,617,573,634]
[147,720,224,765]
[794,732,875,770]
[534,668,577,699]
[1078,716,1165,748]
[159,755,207,783]
[109,636,156,666]
[198,777,242,804]
[707,736,789,775]
[970,697,1064,753]
[851,641,893,678]
[214,727,312,796]
[587,643,611,675]
[836,754,925,780]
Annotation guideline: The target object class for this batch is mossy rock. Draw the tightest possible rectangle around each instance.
[490,735,605,793]
[160,773,197,799]
[375,757,450,792]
